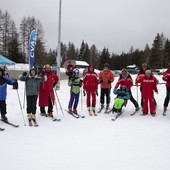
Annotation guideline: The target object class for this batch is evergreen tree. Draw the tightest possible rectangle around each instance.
[99,48,110,70]
[66,42,78,60]
[164,39,170,66]
[89,44,99,68]
[150,33,166,68]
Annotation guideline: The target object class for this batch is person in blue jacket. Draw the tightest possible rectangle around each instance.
[112,85,130,113]
[0,67,17,122]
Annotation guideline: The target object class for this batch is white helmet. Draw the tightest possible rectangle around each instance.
[72,68,79,76]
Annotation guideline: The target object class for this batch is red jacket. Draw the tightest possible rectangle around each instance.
[162,68,170,88]
[99,69,114,89]
[83,71,98,91]
[114,74,133,90]
[136,75,158,98]
[39,71,58,106]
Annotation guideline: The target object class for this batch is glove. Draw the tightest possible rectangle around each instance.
[41,70,45,76]
[22,72,27,76]
[13,80,18,90]
[108,80,111,83]
[83,89,86,96]
[53,82,57,87]
[100,80,103,83]
[96,90,98,96]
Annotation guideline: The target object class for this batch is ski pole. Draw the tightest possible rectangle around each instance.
[54,94,59,115]
[81,87,83,111]
[136,84,138,103]
[23,85,26,108]
[54,89,65,117]
[16,89,26,126]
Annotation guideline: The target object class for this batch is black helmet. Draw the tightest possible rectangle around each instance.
[104,63,110,68]
[120,85,127,91]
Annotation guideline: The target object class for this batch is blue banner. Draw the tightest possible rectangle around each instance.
[29,30,36,69]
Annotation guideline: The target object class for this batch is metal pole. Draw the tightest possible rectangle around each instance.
[56,0,62,90]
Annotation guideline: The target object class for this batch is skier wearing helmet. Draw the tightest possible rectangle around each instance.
[68,68,82,115]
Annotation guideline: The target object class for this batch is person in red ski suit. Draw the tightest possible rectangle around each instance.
[83,64,98,116]
[39,64,58,117]
[114,68,139,111]
[162,62,170,113]
[136,69,158,116]
[136,63,158,107]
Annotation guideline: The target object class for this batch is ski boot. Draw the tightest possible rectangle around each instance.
[68,108,73,114]
[1,114,8,122]
[104,104,110,113]
[47,112,54,118]
[98,104,104,113]
[40,112,47,117]
[27,114,33,126]
[92,107,97,116]
[88,107,93,116]
[32,114,39,127]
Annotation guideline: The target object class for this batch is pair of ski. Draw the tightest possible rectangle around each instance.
[1,119,19,131]
[41,114,61,122]
[65,110,85,119]
[97,108,109,114]
[98,108,123,121]
[51,117,61,122]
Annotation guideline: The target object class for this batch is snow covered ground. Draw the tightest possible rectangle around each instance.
[1,74,170,170]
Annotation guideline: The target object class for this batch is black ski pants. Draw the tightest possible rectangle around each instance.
[0,100,7,116]
[100,88,111,105]
[26,95,38,114]
[129,90,139,107]
[164,87,170,107]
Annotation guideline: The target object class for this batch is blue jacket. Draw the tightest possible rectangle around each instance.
[0,76,15,100]
[113,89,130,100]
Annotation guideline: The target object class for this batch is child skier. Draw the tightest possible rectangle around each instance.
[19,68,45,126]
[114,68,139,112]
[0,67,17,122]
[111,85,130,113]
[68,68,82,114]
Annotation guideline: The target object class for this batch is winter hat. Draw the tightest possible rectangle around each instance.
[122,68,127,72]
[88,64,94,72]
[104,63,110,68]
[142,63,148,67]
[29,68,37,76]
[44,64,51,71]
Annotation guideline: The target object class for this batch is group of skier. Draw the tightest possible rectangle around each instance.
[67,62,170,119]
[0,61,170,127]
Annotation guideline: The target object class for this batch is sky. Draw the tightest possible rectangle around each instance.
[1,0,170,54]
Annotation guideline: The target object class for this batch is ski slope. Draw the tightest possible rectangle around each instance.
[1,74,170,170]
